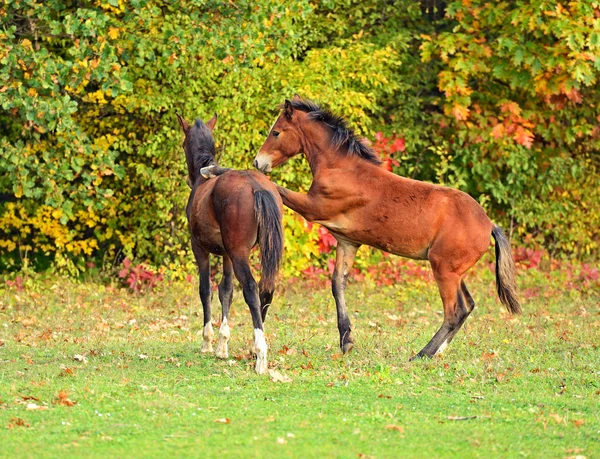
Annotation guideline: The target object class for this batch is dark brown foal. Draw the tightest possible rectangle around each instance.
[250,96,520,359]
[177,113,283,373]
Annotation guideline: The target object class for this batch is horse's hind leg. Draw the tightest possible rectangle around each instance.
[259,285,274,323]
[412,271,474,359]
[231,256,268,374]
[332,241,360,354]
[193,246,213,353]
[215,256,234,359]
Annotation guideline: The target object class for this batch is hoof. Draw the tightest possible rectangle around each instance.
[409,351,430,362]
[201,343,213,353]
[255,357,267,375]
[342,342,354,354]
[200,166,217,179]
[215,342,228,359]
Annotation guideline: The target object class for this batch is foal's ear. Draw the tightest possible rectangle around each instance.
[292,94,302,103]
[176,113,190,133]
[284,99,294,119]
[205,112,218,131]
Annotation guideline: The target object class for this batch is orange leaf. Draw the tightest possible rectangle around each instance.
[214,418,231,424]
[491,123,505,139]
[451,104,470,121]
[514,126,534,148]
[385,424,404,432]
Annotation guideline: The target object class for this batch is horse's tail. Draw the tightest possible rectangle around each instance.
[254,190,284,292]
[491,225,521,314]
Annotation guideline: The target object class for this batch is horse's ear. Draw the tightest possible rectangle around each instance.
[284,99,293,119]
[176,113,190,133]
[205,112,217,131]
[292,94,302,103]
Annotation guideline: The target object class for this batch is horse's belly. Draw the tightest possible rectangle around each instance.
[323,215,431,260]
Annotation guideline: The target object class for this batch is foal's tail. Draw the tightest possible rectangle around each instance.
[254,190,284,292]
[491,225,522,314]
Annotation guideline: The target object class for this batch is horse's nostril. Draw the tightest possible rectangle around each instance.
[253,159,259,169]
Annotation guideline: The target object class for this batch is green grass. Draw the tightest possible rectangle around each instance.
[0,267,598,458]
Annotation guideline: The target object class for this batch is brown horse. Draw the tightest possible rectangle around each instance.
[177,113,284,373]
[251,95,521,359]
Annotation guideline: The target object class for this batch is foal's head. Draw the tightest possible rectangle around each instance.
[177,113,218,186]
[254,95,380,173]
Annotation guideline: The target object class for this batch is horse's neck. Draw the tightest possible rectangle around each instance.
[301,125,342,180]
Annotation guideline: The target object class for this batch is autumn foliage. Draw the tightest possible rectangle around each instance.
[0,0,598,276]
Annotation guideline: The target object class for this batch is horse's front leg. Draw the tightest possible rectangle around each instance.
[332,240,360,354]
[276,186,321,222]
[200,165,231,179]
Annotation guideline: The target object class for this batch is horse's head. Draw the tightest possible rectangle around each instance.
[254,95,305,173]
[177,113,218,187]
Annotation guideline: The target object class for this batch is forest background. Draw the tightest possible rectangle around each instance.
[1,0,599,279]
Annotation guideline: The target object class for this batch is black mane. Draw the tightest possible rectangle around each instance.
[289,98,382,165]
[187,119,217,182]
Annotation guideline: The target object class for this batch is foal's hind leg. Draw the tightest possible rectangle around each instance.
[332,241,360,354]
[231,256,268,374]
[215,256,234,359]
[193,246,213,353]
[258,281,274,322]
[412,272,474,359]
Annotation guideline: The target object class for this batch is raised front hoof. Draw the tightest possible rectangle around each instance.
[341,342,354,354]
[200,166,217,179]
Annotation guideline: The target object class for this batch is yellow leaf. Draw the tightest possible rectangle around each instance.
[108,27,120,40]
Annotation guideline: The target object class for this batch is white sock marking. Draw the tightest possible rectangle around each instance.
[435,339,449,355]
[215,318,230,359]
[254,328,268,374]
[201,322,214,353]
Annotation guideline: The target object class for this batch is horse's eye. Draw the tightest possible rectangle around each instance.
[272,130,280,138]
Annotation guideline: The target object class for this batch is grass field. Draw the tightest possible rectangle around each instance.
[0,263,598,458]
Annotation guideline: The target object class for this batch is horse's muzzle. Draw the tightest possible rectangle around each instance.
[253,154,272,173]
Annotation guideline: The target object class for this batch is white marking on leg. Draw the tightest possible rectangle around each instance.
[201,322,214,353]
[435,339,449,356]
[254,328,268,374]
[215,318,230,359]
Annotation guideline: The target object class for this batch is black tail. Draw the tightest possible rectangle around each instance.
[254,190,284,292]
[492,225,521,314]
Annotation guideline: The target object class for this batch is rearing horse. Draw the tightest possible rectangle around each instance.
[252,96,521,359]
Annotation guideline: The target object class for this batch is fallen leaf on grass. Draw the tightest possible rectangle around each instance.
[26,403,48,411]
[139,354,148,360]
[549,413,563,424]
[21,395,40,402]
[7,417,29,428]
[385,424,404,432]
[573,419,584,427]
[447,415,477,421]
[378,394,392,399]
[73,354,87,363]
[214,418,231,424]
[278,345,297,356]
[268,369,292,383]
[59,367,74,377]
[55,391,76,407]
